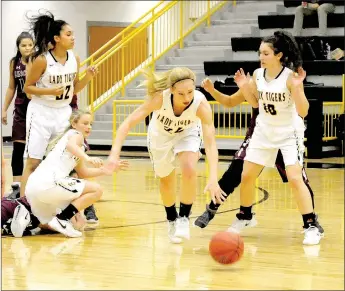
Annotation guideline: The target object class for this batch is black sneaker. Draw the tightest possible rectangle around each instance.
[314,214,324,235]
[84,205,99,224]
[193,205,216,228]
[6,184,20,200]
[303,214,324,236]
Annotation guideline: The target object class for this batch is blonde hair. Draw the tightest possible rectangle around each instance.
[46,109,92,154]
[139,67,196,96]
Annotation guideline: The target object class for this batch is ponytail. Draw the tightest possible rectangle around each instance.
[26,10,68,59]
[140,67,196,96]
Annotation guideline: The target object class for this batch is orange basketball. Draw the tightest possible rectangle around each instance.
[209,231,244,265]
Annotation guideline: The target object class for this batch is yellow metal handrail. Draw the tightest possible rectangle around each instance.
[78,1,230,112]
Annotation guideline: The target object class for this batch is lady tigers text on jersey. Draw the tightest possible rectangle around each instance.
[49,73,77,84]
[155,113,193,134]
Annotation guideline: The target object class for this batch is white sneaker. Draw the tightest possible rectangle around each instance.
[303,226,322,245]
[227,214,257,234]
[174,217,190,240]
[168,220,182,244]
[11,204,31,238]
[48,217,82,238]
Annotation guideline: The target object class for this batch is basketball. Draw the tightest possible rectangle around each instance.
[209,231,244,265]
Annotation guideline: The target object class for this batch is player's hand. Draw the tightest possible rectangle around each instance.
[104,158,129,173]
[1,110,7,125]
[204,180,227,205]
[291,67,306,88]
[234,68,251,89]
[201,78,215,93]
[86,157,103,168]
[51,85,64,96]
[86,65,99,79]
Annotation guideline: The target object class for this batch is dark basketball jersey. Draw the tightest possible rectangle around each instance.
[234,107,259,160]
[13,59,29,106]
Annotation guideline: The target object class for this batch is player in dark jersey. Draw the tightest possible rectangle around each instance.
[1,32,34,199]
[194,78,323,234]
[1,194,87,237]
[1,196,41,236]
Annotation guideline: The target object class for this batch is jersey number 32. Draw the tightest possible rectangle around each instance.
[56,85,71,100]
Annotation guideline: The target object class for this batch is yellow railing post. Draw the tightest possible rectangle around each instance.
[90,57,94,113]
[207,0,211,26]
[151,10,155,70]
[179,1,184,48]
[233,0,236,7]
[121,34,125,97]
[113,101,117,140]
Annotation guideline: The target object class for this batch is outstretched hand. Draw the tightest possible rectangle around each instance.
[103,158,129,175]
[233,68,251,89]
[291,67,306,88]
[204,180,227,205]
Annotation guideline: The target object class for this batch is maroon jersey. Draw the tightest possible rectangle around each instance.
[13,59,29,106]
[1,197,40,236]
[234,107,259,160]
[70,94,78,110]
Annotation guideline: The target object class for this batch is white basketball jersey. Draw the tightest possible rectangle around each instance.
[33,129,86,183]
[256,67,300,126]
[31,50,78,108]
[149,89,204,136]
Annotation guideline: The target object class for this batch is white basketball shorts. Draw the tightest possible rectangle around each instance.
[25,102,72,159]
[147,126,202,178]
[245,117,305,168]
[25,174,85,224]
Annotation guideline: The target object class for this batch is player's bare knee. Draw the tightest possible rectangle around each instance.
[180,162,196,179]
[94,184,103,200]
[160,176,171,189]
[26,158,41,172]
[288,175,304,189]
[241,170,255,184]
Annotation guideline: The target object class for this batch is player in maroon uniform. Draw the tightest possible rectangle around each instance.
[194,78,323,234]
[1,32,34,199]
[1,196,41,236]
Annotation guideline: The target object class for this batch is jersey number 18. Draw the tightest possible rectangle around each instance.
[56,85,71,100]
[263,103,277,115]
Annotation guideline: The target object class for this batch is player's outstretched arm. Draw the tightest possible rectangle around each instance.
[201,78,246,108]
[197,98,226,204]
[108,93,162,165]
[74,160,123,178]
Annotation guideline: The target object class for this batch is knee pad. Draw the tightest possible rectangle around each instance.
[11,142,25,176]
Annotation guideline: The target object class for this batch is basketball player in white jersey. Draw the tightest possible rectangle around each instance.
[106,67,225,243]
[228,30,323,245]
[11,110,128,238]
[21,11,98,197]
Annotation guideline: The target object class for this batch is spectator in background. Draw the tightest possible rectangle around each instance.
[293,0,336,36]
